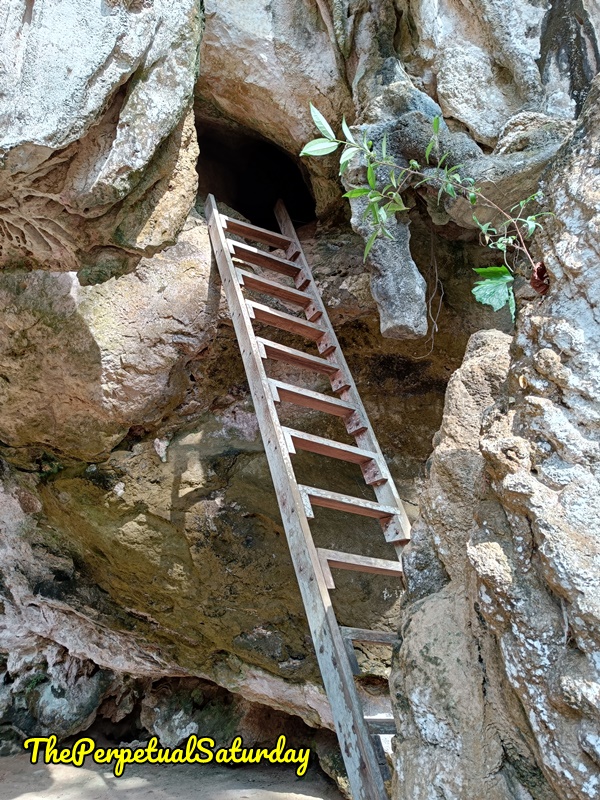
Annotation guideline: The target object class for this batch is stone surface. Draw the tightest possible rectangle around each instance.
[0,0,202,277]
[472,75,600,800]
[0,756,345,800]
[0,211,216,464]
[391,78,600,800]
[394,0,599,145]
[195,0,353,217]
[390,330,556,800]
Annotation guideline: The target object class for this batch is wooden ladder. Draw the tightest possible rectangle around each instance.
[206,195,411,800]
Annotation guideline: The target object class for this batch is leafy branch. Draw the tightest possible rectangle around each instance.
[300,104,551,321]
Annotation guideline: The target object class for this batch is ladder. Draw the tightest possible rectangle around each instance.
[206,195,411,800]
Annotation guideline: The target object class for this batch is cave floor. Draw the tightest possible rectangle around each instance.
[0,754,343,800]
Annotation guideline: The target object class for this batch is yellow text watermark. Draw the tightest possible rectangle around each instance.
[23,734,311,778]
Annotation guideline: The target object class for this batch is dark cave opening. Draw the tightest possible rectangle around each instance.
[195,120,317,231]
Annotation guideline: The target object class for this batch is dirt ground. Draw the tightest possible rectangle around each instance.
[0,754,344,800]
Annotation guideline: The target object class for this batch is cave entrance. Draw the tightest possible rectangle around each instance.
[195,120,317,231]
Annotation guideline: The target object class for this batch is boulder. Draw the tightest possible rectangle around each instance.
[0,0,202,277]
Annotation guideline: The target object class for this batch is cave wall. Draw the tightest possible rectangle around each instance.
[0,2,598,798]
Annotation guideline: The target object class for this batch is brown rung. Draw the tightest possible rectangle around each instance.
[255,337,341,377]
[298,485,397,519]
[364,718,397,736]
[246,300,327,342]
[270,380,355,418]
[228,240,303,278]
[317,547,404,589]
[340,627,396,646]
[237,269,318,317]
[283,427,378,465]
[219,213,291,250]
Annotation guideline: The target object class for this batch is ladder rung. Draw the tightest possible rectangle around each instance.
[220,213,292,249]
[340,627,396,646]
[228,240,302,278]
[317,547,403,589]
[283,427,377,465]
[247,300,327,343]
[298,484,397,519]
[256,337,345,380]
[270,380,355,417]
[237,269,316,315]
[365,717,397,736]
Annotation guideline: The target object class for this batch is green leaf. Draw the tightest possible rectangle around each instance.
[469,192,478,205]
[471,267,515,315]
[409,160,421,170]
[367,162,376,189]
[425,140,434,164]
[523,216,540,237]
[471,275,514,311]
[363,229,378,262]
[309,104,335,140]
[387,202,407,213]
[432,115,441,135]
[473,266,512,278]
[438,152,449,167]
[300,138,340,157]
[342,116,356,144]
[445,183,457,198]
[343,187,371,198]
[340,145,359,161]
[339,146,359,173]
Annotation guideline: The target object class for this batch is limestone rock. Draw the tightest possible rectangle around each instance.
[0,211,216,463]
[392,78,600,800]
[394,0,599,145]
[196,0,353,216]
[390,330,556,800]
[472,75,600,800]
[0,0,202,276]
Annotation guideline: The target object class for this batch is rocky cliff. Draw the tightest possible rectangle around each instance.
[1,2,599,798]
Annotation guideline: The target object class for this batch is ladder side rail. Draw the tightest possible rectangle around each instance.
[206,195,388,800]
[273,200,411,549]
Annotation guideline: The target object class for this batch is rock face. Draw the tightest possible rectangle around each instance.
[0,0,202,279]
[0,212,216,464]
[392,78,600,800]
[395,0,600,144]
[474,76,600,799]
[0,2,599,796]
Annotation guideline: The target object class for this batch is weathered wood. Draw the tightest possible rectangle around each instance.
[283,427,378,465]
[220,213,291,249]
[228,239,306,280]
[237,268,317,315]
[364,717,397,736]
[246,300,327,342]
[270,380,355,418]
[340,626,397,645]
[298,484,398,519]
[206,195,389,800]
[255,337,343,378]
[274,200,411,548]
[317,548,405,580]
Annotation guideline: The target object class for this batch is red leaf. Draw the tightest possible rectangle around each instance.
[530,262,549,295]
